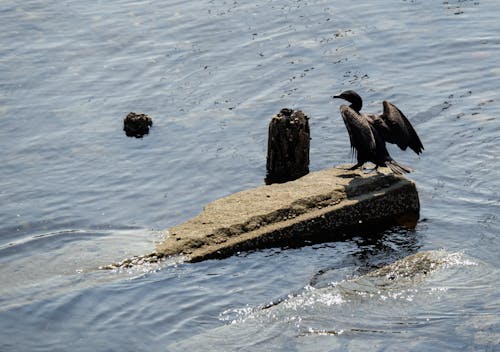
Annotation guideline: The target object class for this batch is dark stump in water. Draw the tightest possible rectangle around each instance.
[123,112,153,138]
[265,108,310,184]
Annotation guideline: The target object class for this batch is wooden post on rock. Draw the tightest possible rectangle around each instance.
[265,108,310,185]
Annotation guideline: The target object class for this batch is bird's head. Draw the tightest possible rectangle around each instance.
[333,90,363,113]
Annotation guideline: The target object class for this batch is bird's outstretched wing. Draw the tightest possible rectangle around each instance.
[340,105,376,157]
[380,101,424,155]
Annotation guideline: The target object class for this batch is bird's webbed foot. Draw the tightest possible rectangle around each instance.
[346,162,363,171]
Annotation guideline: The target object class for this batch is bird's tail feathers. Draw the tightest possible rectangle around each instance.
[386,160,413,175]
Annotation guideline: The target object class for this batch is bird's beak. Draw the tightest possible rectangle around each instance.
[333,95,342,99]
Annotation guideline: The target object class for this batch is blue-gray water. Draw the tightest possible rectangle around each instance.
[1,0,499,351]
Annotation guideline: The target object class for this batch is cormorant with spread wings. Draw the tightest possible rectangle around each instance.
[333,90,424,174]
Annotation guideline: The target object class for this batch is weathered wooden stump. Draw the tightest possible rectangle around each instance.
[123,112,153,138]
[265,108,310,184]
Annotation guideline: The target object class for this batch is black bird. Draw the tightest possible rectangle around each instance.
[333,90,424,174]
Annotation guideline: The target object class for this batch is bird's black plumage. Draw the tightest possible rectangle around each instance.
[333,90,424,174]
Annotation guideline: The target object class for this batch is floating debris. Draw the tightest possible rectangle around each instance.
[123,112,153,138]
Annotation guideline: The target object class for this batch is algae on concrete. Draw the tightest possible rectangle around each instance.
[156,166,420,262]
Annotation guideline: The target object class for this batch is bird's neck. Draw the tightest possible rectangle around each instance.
[350,102,362,113]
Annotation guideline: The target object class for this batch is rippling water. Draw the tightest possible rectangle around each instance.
[1,0,499,351]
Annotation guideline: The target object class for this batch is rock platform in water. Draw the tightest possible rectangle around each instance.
[156,165,420,262]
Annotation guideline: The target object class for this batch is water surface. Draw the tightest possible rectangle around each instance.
[1,0,499,351]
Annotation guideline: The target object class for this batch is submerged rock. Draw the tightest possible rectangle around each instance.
[167,250,482,351]
[123,112,153,138]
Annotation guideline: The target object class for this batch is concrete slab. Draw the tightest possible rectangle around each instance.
[156,166,420,262]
